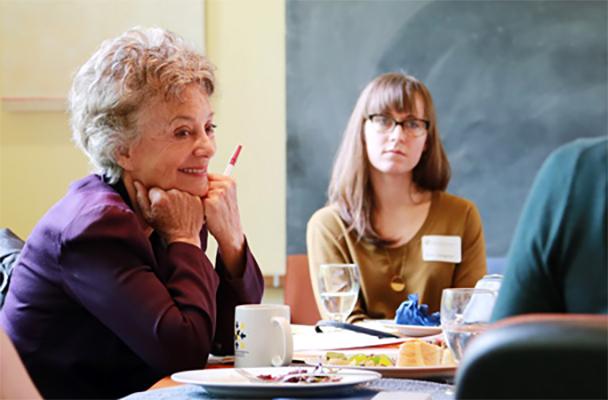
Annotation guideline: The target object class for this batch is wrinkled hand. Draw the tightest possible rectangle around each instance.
[134,181,205,248]
[204,173,245,274]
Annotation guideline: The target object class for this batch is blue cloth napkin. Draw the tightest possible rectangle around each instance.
[394,293,440,326]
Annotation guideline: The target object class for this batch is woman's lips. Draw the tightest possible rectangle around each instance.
[384,149,406,156]
[179,168,207,176]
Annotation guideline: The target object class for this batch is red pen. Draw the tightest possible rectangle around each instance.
[223,144,243,176]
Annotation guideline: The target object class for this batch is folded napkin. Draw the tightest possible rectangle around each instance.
[394,294,440,326]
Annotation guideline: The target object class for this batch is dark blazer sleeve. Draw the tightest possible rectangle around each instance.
[58,204,261,374]
[212,237,264,355]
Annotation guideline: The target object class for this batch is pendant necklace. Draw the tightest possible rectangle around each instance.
[385,246,406,292]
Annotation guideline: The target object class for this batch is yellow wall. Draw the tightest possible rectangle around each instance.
[205,0,286,279]
[1,0,206,97]
[0,111,90,235]
[0,1,286,283]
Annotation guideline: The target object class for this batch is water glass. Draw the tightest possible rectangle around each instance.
[317,263,360,322]
[440,288,497,362]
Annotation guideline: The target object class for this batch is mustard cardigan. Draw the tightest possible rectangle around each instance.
[306,191,487,322]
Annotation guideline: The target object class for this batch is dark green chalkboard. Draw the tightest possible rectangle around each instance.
[287,0,607,256]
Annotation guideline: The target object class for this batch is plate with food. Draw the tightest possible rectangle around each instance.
[171,366,381,398]
[304,339,457,379]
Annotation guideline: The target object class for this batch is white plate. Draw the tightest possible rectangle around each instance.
[303,349,456,380]
[171,366,381,398]
[374,319,442,337]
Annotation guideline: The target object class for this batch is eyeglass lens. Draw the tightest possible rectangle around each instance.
[369,114,428,136]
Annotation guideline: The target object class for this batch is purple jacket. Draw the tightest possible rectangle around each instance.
[0,175,264,399]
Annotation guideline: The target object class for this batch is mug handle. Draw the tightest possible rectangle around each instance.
[270,316,293,366]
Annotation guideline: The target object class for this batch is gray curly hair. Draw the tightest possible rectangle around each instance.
[69,27,215,183]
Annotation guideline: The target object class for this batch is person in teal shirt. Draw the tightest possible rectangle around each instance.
[492,137,607,320]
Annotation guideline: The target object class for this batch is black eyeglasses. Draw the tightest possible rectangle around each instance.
[367,114,430,137]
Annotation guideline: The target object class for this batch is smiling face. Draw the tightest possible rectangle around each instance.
[117,84,216,197]
[363,96,428,177]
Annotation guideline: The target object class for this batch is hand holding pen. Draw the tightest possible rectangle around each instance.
[204,144,246,272]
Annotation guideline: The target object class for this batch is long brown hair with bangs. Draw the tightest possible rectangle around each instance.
[327,72,451,245]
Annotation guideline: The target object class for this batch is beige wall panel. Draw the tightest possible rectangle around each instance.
[0,0,205,97]
[1,144,90,239]
[206,0,286,278]
[1,110,89,239]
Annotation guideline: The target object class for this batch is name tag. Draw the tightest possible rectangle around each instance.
[421,235,462,263]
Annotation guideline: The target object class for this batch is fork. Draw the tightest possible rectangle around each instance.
[235,368,321,384]
[234,368,267,383]
[234,367,364,384]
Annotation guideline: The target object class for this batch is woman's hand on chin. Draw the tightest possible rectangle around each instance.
[134,181,204,248]
[203,173,246,276]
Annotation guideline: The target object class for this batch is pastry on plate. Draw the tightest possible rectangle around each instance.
[397,339,455,367]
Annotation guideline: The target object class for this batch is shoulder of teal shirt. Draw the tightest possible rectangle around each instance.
[492,137,608,320]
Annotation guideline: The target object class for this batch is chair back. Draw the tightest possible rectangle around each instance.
[0,228,25,307]
[284,254,321,325]
[455,314,608,399]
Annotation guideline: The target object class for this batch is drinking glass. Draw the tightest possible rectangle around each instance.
[440,288,497,363]
[317,263,360,323]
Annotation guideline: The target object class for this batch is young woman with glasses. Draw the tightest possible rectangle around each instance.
[307,72,487,323]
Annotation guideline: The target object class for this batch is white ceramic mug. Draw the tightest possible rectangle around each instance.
[234,304,293,368]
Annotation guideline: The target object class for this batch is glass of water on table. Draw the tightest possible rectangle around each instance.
[440,288,497,362]
[317,263,360,323]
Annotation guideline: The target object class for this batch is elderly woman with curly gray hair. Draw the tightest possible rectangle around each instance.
[0,27,263,399]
